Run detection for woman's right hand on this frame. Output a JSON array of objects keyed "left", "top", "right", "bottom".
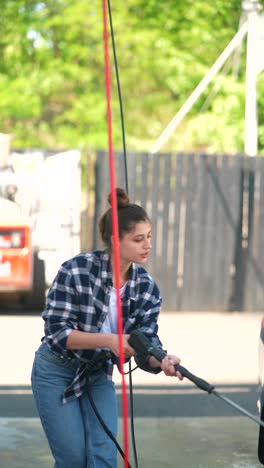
[{"left": 109, "top": 334, "right": 135, "bottom": 359}]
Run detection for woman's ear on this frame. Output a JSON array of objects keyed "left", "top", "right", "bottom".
[{"left": 110, "top": 234, "right": 120, "bottom": 248}]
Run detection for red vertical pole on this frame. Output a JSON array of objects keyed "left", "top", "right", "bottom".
[{"left": 102, "top": 1, "right": 129, "bottom": 467}]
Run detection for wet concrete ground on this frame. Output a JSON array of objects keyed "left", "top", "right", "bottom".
[{"left": 0, "top": 416, "right": 261, "bottom": 468}]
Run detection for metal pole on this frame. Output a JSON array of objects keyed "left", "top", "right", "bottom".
[
  {"left": 243, "top": 0, "right": 261, "bottom": 157},
  {"left": 150, "top": 22, "right": 248, "bottom": 154}
]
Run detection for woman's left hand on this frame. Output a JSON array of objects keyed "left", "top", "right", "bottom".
[{"left": 161, "top": 354, "right": 183, "bottom": 380}]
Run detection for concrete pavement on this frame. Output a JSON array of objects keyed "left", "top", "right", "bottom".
[{"left": 0, "top": 311, "right": 262, "bottom": 386}]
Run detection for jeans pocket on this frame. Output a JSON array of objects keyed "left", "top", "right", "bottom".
[
  {"left": 33, "top": 349, "right": 77, "bottom": 388},
  {"left": 37, "top": 343, "right": 72, "bottom": 366}
]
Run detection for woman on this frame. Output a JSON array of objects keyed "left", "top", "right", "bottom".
[{"left": 31, "top": 187, "right": 182, "bottom": 468}]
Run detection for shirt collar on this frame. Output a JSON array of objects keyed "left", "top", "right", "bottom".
[{"left": 99, "top": 249, "right": 138, "bottom": 299}]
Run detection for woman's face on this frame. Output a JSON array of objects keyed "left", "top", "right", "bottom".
[{"left": 118, "top": 221, "right": 152, "bottom": 265}]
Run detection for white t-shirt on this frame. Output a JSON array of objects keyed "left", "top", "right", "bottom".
[{"left": 100, "top": 282, "right": 127, "bottom": 334}]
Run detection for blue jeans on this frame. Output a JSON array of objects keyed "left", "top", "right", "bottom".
[{"left": 31, "top": 343, "right": 118, "bottom": 468}]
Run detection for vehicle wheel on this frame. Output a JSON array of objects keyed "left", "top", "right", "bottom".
[
  {"left": 258, "top": 394, "right": 264, "bottom": 464},
  {"left": 20, "top": 252, "right": 46, "bottom": 311}
]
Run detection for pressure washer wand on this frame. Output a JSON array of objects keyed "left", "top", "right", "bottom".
[
  {"left": 174, "top": 362, "right": 264, "bottom": 428},
  {"left": 211, "top": 388, "right": 264, "bottom": 427},
  {"left": 129, "top": 330, "right": 264, "bottom": 428}
]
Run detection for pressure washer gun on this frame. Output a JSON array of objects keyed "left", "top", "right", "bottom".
[{"left": 128, "top": 330, "right": 264, "bottom": 429}]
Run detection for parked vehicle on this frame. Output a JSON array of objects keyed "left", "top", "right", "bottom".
[
  {"left": 0, "top": 170, "right": 46, "bottom": 310},
  {"left": 0, "top": 149, "right": 81, "bottom": 310},
  {"left": 258, "top": 317, "right": 264, "bottom": 464}
]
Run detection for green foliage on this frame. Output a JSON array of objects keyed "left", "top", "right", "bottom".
[{"left": 0, "top": 0, "right": 264, "bottom": 154}]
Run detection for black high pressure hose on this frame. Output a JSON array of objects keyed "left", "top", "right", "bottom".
[
  {"left": 87, "top": 1, "right": 139, "bottom": 465},
  {"left": 86, "top": 384, "right": 132, "bottom": 468},
  {"left": 84, "top": 350, "right": 133, "bottom": 467},
  {"left": 106, "top": 1, "right": 139, "bottom": 467},
  {"left": 85, "top": 352, "right": 138, "bottom": 468}
]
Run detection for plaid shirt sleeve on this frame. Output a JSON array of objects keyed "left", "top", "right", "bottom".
[{"left": 42, "top": 262, "right": 81, "bottom": 356}]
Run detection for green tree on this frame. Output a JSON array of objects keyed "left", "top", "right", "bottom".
[{"left": 0, "top": 0, "right": 263, "bottom": 154}]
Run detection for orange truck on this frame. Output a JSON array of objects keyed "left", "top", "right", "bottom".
[{"left": 0, "top": 187, "right": 46, "bottom": 310}]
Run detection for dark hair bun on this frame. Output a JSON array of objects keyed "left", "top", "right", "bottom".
[{"left": 108, "top": 187, "right": 130, "bottom": 208}]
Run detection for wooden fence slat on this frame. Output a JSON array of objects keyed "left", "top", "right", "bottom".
[
  {"left": 93, "top": 151, "right": 105, "bottom": 249},
  {"left": 148, "top": 155, "right": 160, "bottom": 279},
  {"left": 140, "top": 153, "right": 149, "bottom": 209},
  {"left": 128, "top": 151, "right": 136, "bottom": 199},
  {"left": 217, "top": 155, "right": 235, "bottom": 310},
  {"left": 213, "top": 157, "right": 224, "bottom": 310},
  {"left": 256, "top": 158, "right": 264, "bottom": 309},
  {"left": 228, "top": 155, "right": 245, "bottom": 311},
  {"left": 243, "top": 157, "right": 256, "bottom": 310},
  {"left": 219, "top": 155, "right": 235, "bottom": 310},
  {"left": 181, "top": 154, "right": 197, "bottom": 310},
  {"left": 255, "top": 158, "right": 264, "bottom": 310},
  {"left": 157, "top": 154, "right": 172, "bottom": 305},
  {"left": 191, "top": 154, "right": 211, "bottom": 310},
  {"left": 189, "top": 153, "right": 204, "bottom": 310},
  {"left": 205, "top": 156, "right": 220, "bottom": 310},
  {"left": 168, "top": 153, "right": 183, "bottom": 310},
  {"left": 245, "top": 157, "right": 264, "bottom": 310}
]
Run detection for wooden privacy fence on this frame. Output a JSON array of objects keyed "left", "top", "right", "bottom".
[{"left": 91, "top": 151, "right": 264, "bottom": 312}]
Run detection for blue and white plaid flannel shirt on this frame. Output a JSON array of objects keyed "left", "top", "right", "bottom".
[{"left": 41, "top": 249, "right": 163, "bottom": 404}]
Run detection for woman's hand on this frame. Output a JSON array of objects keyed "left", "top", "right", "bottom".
[
  {"left": 160, "top": 354, "right": 183, "bottom": 380},
  {"left": 109, "top": 334, "right": 135, "bottom": 359}
]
